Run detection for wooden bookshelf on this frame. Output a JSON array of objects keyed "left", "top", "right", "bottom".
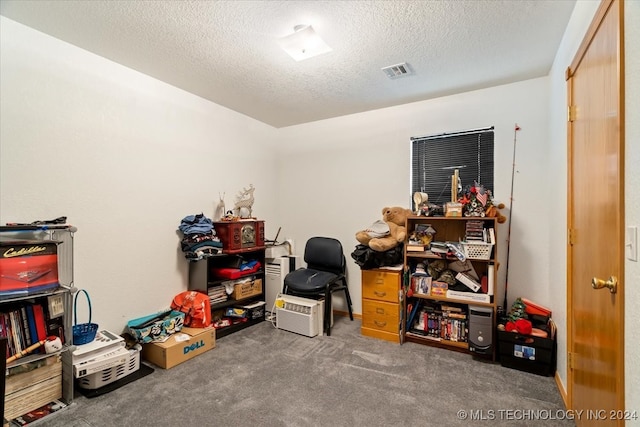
[{"left": 403, "top": 216, "right": 497, "bottom": 360}]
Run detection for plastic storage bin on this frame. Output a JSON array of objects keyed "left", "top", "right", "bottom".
[{"left": 77, "top": 348, "right": 140, "bottom": 390}]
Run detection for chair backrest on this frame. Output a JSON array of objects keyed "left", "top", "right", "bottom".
[{"left": 304, "top": 237, "right": 345, "bottom": 275}]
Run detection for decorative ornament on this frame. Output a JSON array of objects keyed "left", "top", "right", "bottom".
[{"left": 233, "top": 184, "right": 255, "bottom": 218}]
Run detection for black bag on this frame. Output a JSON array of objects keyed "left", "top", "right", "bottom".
[{"left": 350, "top": 244, "right": 404, "bottom": 270}]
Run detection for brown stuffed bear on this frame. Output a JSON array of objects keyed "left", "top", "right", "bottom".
[
  {"left": 356, "top": 206, "right": 413, "bottom": 252},
  {"left": 485, "top": 202, "right": 507, "bottom": 224}
]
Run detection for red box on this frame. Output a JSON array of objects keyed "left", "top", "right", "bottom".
[
  {"left": 0, "top": 239, "right": 60, "bottom": 298},
  {"left": 213, "top": 220, "right": 264, "bottom": 253}
]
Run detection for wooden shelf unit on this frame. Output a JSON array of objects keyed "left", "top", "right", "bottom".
[
  {"left": 188, "top": 247, "right": 266, "bottom": 337},
  {"left": 1, "top": 225, "right": 75, "bottom": 423},
  {"left": 403, "top": 216, "right": 497, "bottom": 359}
]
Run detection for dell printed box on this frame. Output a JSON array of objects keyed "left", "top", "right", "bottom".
[
  {"left": 142, "top": 327, "right": 215, "bottom": 369},
  {"left": 0, "top": 238, "right": 60, "bottom": 299}
]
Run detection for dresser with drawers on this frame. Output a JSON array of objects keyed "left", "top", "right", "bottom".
[{"left": 360, "top": 269, "right": 403, "bottom": 343}]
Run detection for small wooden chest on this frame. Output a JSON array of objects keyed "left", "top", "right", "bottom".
[{"left": 213, "top": 220, "right": 265, "bottom": 252}]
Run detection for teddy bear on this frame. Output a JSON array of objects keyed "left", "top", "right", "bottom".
[
  {"left": 356, "top": 206, "right": 413, "bottom": 252},
  {"left": 485, "top": 202, "right": 507, "bottom": 224}
]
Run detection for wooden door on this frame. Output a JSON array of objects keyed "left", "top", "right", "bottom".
[{"left": 567, "top": 0, "right": 624, "bottom": 425}]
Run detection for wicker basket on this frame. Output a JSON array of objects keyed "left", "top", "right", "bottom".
[
  {"left": 462, "top": 241, "right": 494, "bottom": 260},
  {"left": 73, "top": 289, "right": 99, "bottom": 345}
]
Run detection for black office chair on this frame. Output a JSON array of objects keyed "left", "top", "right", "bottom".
[{"left": 283, "top": 237, "right": 353, "bottom": 336}]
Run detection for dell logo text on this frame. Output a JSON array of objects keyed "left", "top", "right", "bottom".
[{"left": 183, "top": 340, "right": 205, "bottom": 354}]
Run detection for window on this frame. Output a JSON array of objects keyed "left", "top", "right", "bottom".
[{"left": 411, "top": 127, "right": 494, "bottom": 205}]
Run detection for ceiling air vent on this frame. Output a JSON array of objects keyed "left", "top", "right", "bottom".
[{"left": 382, "top": 62, "right": 413, "bottom": 79}]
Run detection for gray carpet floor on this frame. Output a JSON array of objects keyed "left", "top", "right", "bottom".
[{"left": 33, "top": 317, "right": 573, "bottom": 427}]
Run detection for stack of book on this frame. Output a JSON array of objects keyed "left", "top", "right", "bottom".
[
  {"left": 465, "top": 220, "right": 486, "bottom": 241},
  {"left": 207, "top": 284, "right": 228, "bottom": 304},
  {"left": 406, "top": 242, "right": 426, "bottom": 252}
]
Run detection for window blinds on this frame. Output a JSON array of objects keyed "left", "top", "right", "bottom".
[{"left": 411, "top": 127, "right": 494, "bottom": 205}]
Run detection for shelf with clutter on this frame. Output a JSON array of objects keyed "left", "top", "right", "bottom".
[
  {"left": 0, "top": 223, "right": 76, "bottom": 424},
  {"left": 403, "top": 177, "right": 505, "bottom": 359},
  {"left": 179, "top": 210, "right": 266, "bottom": 339}
]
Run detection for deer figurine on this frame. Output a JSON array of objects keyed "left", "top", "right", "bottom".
[
  {"left": 233, "top": 184, "right": 255, "bottom": 218},
  {"left": 214, "top": 192, "right": 226, "bottom": 220}
]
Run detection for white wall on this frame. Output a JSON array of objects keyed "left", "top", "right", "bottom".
[
  {"left": 0, "top": 17, "right": 280, "bottom": 333},
  {"left": 276, "top": 77, "right": 551, "bottom": 316}
]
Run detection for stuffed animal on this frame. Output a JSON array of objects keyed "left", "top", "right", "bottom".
[
  {"left": 485, "top": 202, "right": 507, "bottom": 224},
  {"left": 356, "top": 206, "right": 413, "bottom": 252}
]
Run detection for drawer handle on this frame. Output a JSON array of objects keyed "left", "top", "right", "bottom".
[
  {"left": 375, "top": 308, "right": 385, "bottom": 314},
  {"left": 374, "top": 320, "right": 387, "bottom": 327},
  {"left": 374, "top": 291, "right": 386, "bottom": 297}
]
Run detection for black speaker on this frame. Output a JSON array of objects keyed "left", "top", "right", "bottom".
[{"left": 468, "top": 305, "right": 493, "bottom": 354}]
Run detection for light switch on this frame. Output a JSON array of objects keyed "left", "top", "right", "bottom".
[{"left": 627, "top": 226, "right": 638, "bottom": 262}]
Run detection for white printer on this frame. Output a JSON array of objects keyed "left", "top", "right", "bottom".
[{"left": 71, "top": 330, "right": 129, "bottom": 378}]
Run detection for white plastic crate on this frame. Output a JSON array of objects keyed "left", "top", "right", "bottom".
[
  {"left": 462, "top": 241, "right": 493, "bottom": 260},
  {"left": 77, "top": 348, "right": 140, "bottom": 390}
]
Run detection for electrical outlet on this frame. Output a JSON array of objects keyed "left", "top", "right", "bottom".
[{"left": 626, "top": 226, "right": 638, "bottom": 262}]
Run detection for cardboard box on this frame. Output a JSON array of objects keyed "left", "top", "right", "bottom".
[
  {"left": 445, "top": 202, "right": 463, "bottom": 217},
  {"left": 430, "top": 281, "right": 448, "bottom": 296},
  {"left": 141, "top": 327, "right": 215, "bottom": 369},
  {"left": 0, "top": 238, "right": 60, "bottom": 299},
  {"left": 232, "top": 278, "right": 263, "bottom": 300}
]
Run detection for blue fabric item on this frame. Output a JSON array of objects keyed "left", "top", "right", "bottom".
[
  {"left": 179, "top": 213, "right": 214, "bottom": 235},
  {"left": 239, "top": 260, "right": 259, "bottom": 271}
]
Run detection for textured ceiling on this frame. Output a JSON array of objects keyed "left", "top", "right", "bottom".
[{"left": 0, "top": 0, "right": 576, "bottom": 128}]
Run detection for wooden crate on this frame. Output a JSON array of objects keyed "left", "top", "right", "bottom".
[{"left": 4, "top": 355, "right": 63, "bottom": 420}]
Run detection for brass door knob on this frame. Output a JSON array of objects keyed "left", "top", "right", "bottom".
[{"left": 591, "top": 276, "right": 618, "bottom": 294}]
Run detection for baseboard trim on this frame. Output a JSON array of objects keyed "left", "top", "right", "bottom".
[
  {"left": 333, "top": 310, "right": 361, "bottom": 320},
  {"left": 555, "top": 371, "right": 569, "bottom": 409}
]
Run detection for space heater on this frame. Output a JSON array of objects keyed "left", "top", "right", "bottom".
[{"left": 265, "top": 255, "right": 300, "bottom": 313}]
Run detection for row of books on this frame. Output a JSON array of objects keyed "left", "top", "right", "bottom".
[
  {"left": 0, "top": 297, "right": 65, "bottom": 359},
  {"left": 407, "top": 301, "right": 468, "bottom": 342}
]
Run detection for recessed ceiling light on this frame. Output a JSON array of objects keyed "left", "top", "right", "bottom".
[{"left": 278, "top": 25, "right": 332, "bottom": 62}]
